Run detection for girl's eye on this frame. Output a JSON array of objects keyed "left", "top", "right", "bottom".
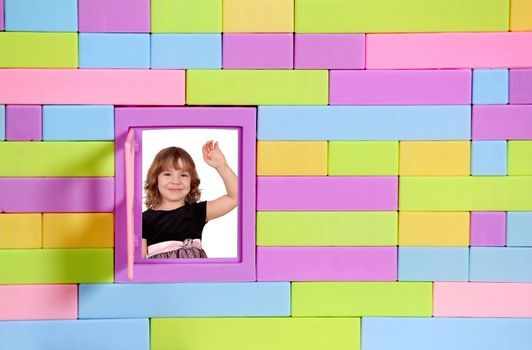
[{"left": 181, "top": 173, "right": 189, "bottom": 177}]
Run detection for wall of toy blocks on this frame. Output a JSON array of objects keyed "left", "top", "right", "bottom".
[{"left": 1, "top": 0, "right": 532, "bottom": 349}]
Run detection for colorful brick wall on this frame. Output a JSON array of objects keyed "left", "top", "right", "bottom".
[{"left": 1, "top": 0, "right": 532, "bottom": 349}]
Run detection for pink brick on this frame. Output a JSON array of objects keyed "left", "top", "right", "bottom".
[
  {"left": 434, "top": 282, "right": 532, "bottom": 317},
  {"left": 367, "top": 32, "right": 532, "bottom": 69},
  {"left": 330, "top": 70, "right": 471, "bottom": 105},
  {"left": 509, "top": 69, "right": 532, "bottom": 104},
  {"left": 257, "top": 247, "right": 397, "bottom": 281},
  {"left": 295, "top": 34, "right": 365, "bottom": 69},
  {"left": 0, "top": 285, "right": 77, "bottom": 320},
  {"left": 470, "top": 212, "right": 506, "bottom": 246},
  {"left": 472, "top": 105, "right": 532, "bottom": 140},
  {"left": 5, "top": 105, "right": 42, "bottom": 141},
  {"left": 257, "top": 176, "right": 398, "bottom": 211},
  {"left": 78, "top": 0, "right": 150, "bottom": 32},
  {"left": 223, "top": 34, "right": 293, "bottom": 69},
  {"left": 0, "top": 178, "right": 114, "bottom": 212}
]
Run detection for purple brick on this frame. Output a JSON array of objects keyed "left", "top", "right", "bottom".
[
  {"left": 295, "top": 34, "right": 365, "bottom": 69},
  {"left": 473, "top": 105, "right": 532, "bottom": 140},
  {"left": 0, "top": 0, "right": 4, "bottom": 30},
  {"left": 509, "top": 69, "right": 532, "bottom": 104},
  {"left": 5, "top": 105, "right": 42, "bottom": 141},
  {"left": 470, "top": 212, "right": 506, "bottom": 246},
  {"left": 222, "top": 34, "right": 293, "bottom": 69},
  {"left": 78, "top": 0, "right": 150, "bottom": 32}
]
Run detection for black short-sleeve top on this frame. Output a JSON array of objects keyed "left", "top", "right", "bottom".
[{"left": 142, "top": 201, "right": 207, "bottom": 246}]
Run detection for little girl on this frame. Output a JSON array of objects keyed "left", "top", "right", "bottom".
[{"left": 142, "top": 140, "right": 237, "bottom": 259}]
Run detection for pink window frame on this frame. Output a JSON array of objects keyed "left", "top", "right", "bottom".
[{"left": 114, "top": 107, "right": 256, "bottom": 282}]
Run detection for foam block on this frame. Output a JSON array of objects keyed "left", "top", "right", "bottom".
[
  {"left": 434, "top": 282, "right": 532, "bottom": 317},
  {"left": 42, "top": 105, "right": 114, "bottom": 140},
  {"left": 507, "top": 212, "right": 532, "bottom": 246},
  {"left": 0, "top": 32, "right": 77, "bottom": 68},
  {"left": 79, "top": 282, "right": 289, "bottom": 318},
  {"left": 79, "top": 33, "right": 150, "bottom": 68},
  {"left": 472, "top": 69, "right": 509, "bottom": 104},
  {"left": 42, "top": 213, "right": 114, "bottom": 248},
  {"left": 187, "top": 70, "right": 328, "bottom": 105},
  {"left": 292, "top": 282, "right": 431, "bottom": 317},
  {"left": 258, "top": 106, "right": 471, "bottom": 140},
  {"left": 0, "top": 0, "right": 3, "bottom": 30},
  {"left": 257, "top": 247, "right": 397, "bottom": 281},
  {"left": 328, "top": 141, "right": 398, "bottom": 175},
  {"left": 511, "top": 0, "right": 532, "bottom": 31},
  {"left": 5, "top": 105, "right": 41, "bottom": 141},
  {"left": 508, "top": 141, "right": 532, "bottom": 175},
  {"left": 399, "top": 212, "right": 469, "bottom": 246},
  {"left": 330, "top": 70, "right": 471, "bottom": 105},
  {"left": 471, "top": 141, "right": 507, "bottom": 175},
  {"left": 398, "top": 247, "right": 469, "bottom": 281},
  {"left": 5, "top": 0, "right": 77, "bottom": 31},
  {"left": 510, "top": 69, "right": 532, "bottom": 104},
  {"left": 0, "top": 285, "right": 77, "bottom": 320},
  {"left": 0, "top": 319, "right": 149, "bottom": 350},
  {"left": 295, "top": 34, "right": 365, "bottom": 69},
  {"left": 0, "top": 178, "right": 114, "bottom": 212},
  {"left": 470, "top": 212, "right": 506, "bottom": 246},
  {"left": 0, "top": 142, "right": 114, "bottom": 176},
  {"left": 257, "top": 211, "right": 397, "bottom": 246},
  {"left": 257, "top": 141, "right": 327, "bottom": 175},
  {"left": 152, "top": 318, "right": 359, "bottom": 350},
  {"left": 399, "top": 141, "right": 470, "bottom": 176},
  {"left": 362, "top": 317, "right": 532, "bottom": 350},
  {"left": 295, "top": 0, "right": 508, "bottom": 33},
  {"left": 78, "top": 0, "right": 150, "bottom": 32},
  {"left": 0, "top": 214, "right": 41, "bottom": 248},
  {"left": 0, "top": 69, "right": 185, "bottom": 105},
  {"left": 366, "top": 33, "right": 532, "bottom": 69},
  {"left": 400, "top": 176, "right": 532, "bottom": 211},
  {"left": 223, "top": 0, "right": 293, "bottom": 32},
  {"left": 151, "top": 34, "right": 221, "bottom": 69},
  {"left": 473, "top": 105, "right": 532, "bottom": 140},
  {"left": 0, "top": 249, "right": 113, "bottom": 283},
  {"left": 151, "top": 0, "right": 221, "bottom": 33},
  {"left": 470, "top": 247, "right": 532, "bottom": 282},
  {"left": 0, "top": 105, "right": 4, "bottom": 140},
  {"left": 257, "top": 176, "right": 397, "bottom": 211},
  {"left": 223, "top": 34, "right": 293, "bottom": 69}
]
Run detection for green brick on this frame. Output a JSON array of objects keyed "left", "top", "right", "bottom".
[
  {"left": 508, "top": 141, "right": 532, "bottom": 175},
  {"left": 292, "top": 282, "right": 432, "bottom": 317},
  {"left": 0, "top": 142, "right": 114, "bottom": 177},
  {"left": 295, "top": 0, "right": 509, "bottom": 33},
  {"left": 151, "top": 318, "right": 360, "bottom": 350},
  {"left": 257, "top": 211, "right": 397, "bottom": 246},
  {"left": 329, "top": 141, "right": 398, "bottom": 175},
  {"left": 0, "top": 32, "right": 78, "bottom": 68},
  {"left": 400, "top": 176, "right": 532, "bottom": 211},
  {"left": 151, "top": 0, "right": 221, "bottom": 33},
  {"left": 0, "top": 249, "right": 113, "bottom": 284},
  {"left": 187, "top": 70, "right": 328, "bottom": 105}
]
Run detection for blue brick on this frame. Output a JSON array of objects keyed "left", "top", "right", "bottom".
[
  {"left": 398, "top": 247, "right": 469, "bottom": 281},
  {"left": 5, "top": 0, "right": 77, "bottom": 32},
  {"left": 43, "top": 105, "right": 114, "bottom": 141},
  {"left": 472, "top": 69, "right": 509, "bottom": 104},
  {"left": 470, "top": 247, "right": 532, "bottom": 282},
  {"left": 0, "top": 106, "right": 5, "bottom": 140},
  {"left": 507, "top": 212, "right": 532, "bottom": 247},
  {"left": 471, "top": 141, "right": 507, "bottom": 175},
  {"left": 79, "top": 33, "right": 150, "bottom": 68},
  {"left": 151, "top": 34, "right": 222, "bottom": 69}
]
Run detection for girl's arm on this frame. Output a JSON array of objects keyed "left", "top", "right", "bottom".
[
  {"left": 142, "top": 239, "right": 148, "bottom": 258},
  {"left": 202, "top": 141, "right": 238, "bottom": 221}
]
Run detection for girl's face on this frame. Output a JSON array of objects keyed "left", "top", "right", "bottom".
[{"left": 157, "top": 158, "right": 191, "bottom": 210}]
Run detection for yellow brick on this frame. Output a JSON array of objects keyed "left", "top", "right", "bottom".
[
  {"left": 0, "top": 214, "right": 42, "bottom": 248},
  {"left": 42, "top": 213, "right": 114, "bottom": 248},
  {"left": 400, "top": 141, "right": 470, "bottom": 175},
  {"left": 399, "top": 212, "right": 470, "bottom": 246},
  {"left": 223, "top": 0, "right": 293, "bottom": 32},
  {"left": 257, "top": 141, "right": 327, "bottom": 175},
  {"left": 511, "top": 0, "right": 532, "bottom": 31}
]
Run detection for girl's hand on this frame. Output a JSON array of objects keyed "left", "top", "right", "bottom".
[{"left": 202, "top": 140, "right": 227, "bottom": 169}]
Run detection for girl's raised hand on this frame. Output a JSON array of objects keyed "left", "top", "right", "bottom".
[{"left": 202, "top": 140, "right": 226, "bottom": 169}]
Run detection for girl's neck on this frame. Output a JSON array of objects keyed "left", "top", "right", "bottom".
[{"left": 156, "top": 201, "right": 185, "bottom": 211}]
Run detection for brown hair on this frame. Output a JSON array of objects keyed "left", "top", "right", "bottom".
[{"left": 144, "top": 147, "right": 201, "bottom": 209}]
